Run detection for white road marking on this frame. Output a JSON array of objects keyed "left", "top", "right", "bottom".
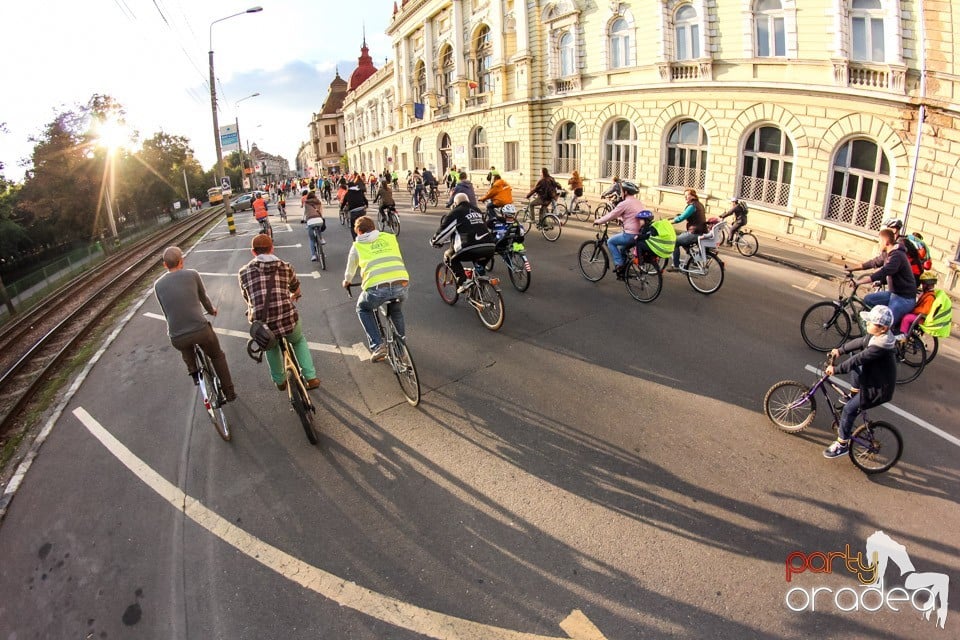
[
  {"left": 803, "top": 364, "right": 960, "bottom": 448},
  {"left": 196, "top": 271, "right": 326, "bottom": 280},
  {"left": 193, "top": 243, "right": 303, "bottom": 252},
  {"left": 143, "top": 313, "right": 361, "bottom": 358},
  {"left": 71, "top": 406, "right": 606, "bottom": 640}
]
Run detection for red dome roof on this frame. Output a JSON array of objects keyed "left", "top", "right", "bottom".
[{"left": 348, "top": 40, "right": 378, "bottom": 92}]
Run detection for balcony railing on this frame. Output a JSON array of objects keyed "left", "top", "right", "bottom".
[
  {"left": 663, "top": 165, "right": 706, "bottom": 191},
  {"left": 738, "top": 176, "right": 790, "bottom": 208},
  {"left": 548, "top": 76, "right": 581, "bottom": 95},
  {"left": 602, "top": 160, "right": 637, "bottom": 181},
  {"left": 553, "top": 157, "right": 580, "bottom": 175},
  {"left": 825, "top": 194, "right": 885, "bottom": 231},
  {"left": 834, "top": 61, "right": 906, "bottom": 94},
  {"left": 658, "top": 60, "right": 713, "bottom": 82},
  {"left": 466, "top": 93, "right": 490, "bottom": 108}
]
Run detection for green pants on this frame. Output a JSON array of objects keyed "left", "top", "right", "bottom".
[{"left": 265, "top": 321, "right": 317, "bottom": 384}]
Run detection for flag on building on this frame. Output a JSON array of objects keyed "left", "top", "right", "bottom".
[{"left": 414, "top": 102, "right": 425, "bottom": 120}]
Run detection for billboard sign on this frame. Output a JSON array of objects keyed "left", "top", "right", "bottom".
[{"left": 219, "top": 124, "right": 240, "bottom": 152}]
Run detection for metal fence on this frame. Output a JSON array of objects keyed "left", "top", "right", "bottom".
[
  {"left": 663, "top": 166, "right": 706, "bottom": 190},
  {"left": 738, "top": 176, "right": 790, "bottom": 207},
  {"left": 825, "top": 194, "right": 884, "bottom": 231}
]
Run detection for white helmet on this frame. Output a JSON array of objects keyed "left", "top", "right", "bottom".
[{"left": 501, "top": 204, "right": 517, "bottom": 214}]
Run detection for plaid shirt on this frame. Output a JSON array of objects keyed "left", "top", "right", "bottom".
[{"left": 238, "top": 255, "right": 300, "bottom": 336}]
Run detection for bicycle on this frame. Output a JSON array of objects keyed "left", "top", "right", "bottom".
[
  {"left": 426, "top": 184, "right": 439, "bottom": 207},
  {"left": 516, "top": 201, "right": 561, "bottom": 242},
  {"left": 415, "top": 190, "right": 427, "bottom": 213},
  {"left": 671, "top": 221, "right": 726, "bottom": 295},
  {"left": 257, "top": 216, "right": 273, "bottom": 238},
  {"left": 551, "top": 190, "right": 569, "bottom": 225},
  {"left": 246, "top": 333, "right": 320, "bottom": 445},
  {"left": 307, "top": 221, "right": 326, "bottom": 270},
  {"left": 488, "top": 214, "right": 532, "bottom": 292},
  {"left": 593, "top": 193, "right": 621, "bottom": 221},
  {"left": 576, "top": 224, "right": 663, "bottom": 303},
  {"left": 763, "top": 353, "right": 903, "bottom": 474},
  {"left": 345, "top": 283, "right": 420, "bottom": 406},
  {"left": 378, "top": 205, "right": 401, "bottom": 235},
  {"left": 193, "top": 343, "right": 230, "bottom": 442},
  {"left": 799, "top": 273, "right": 926, "bottom": 384},
  {"left": 277, "top": 201, "right": 288, "bottom": 223},
  {"left": 434, "top": 257, "right": 505, "bottom": 331},
  {"left": 568, "top": 195, "right": 591, "bottom": 222},
  {"left": 715, "top": 224, "right": 758, "bottom": 257}
]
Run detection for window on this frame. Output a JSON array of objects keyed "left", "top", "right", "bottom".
[
  {"left": 609, "top": 18, "right": 631, "bottom": 69},
  {"left": 674, "top": 5, "right": 700, "bottom": 61},
  {"left": 504, "top": 142, "right": 519, "bottom": 172},
  {"left": 439, "top": 133, "right": 452, "bottom": 173},
  {"left": 664, "top": 119, "right": 707, "bottom": 190},
  {"left": 470, "top": 127, "right": 489, "bottom": 170},
  {"left": 755, "top": 0, "right": 785, "bottom": 57},
  {"left": 602, "top": 119, "right": 638, "bottom": 179},
  {"left": 559, "top": 32, "right": 576, "bottom": 76},
  {"left": 414, "top": 137, "right": 424, "bottom": 169},
  {"left": 414, "top": 61, "right": 427, "bottom": 102},
  {"left": 851, "top": 0, "right": 884, "bottom": 62},
  {"left": 325, "top": 142, "right": 339, "bottom": 154},
  {"left": 826, "top": 138, "right": 890, "bottom": 231},
  {"left": 739, "top": 125, "right": 792, "bottom": 206},
  {"left": 475, "top": 26, "right": 493, "bottom": 92},
  {"left": 554, "top": 121, "right": 579, "bottom": 174},
  {"left": 440, "top": 46, "right": 456, "bottom": 106}
]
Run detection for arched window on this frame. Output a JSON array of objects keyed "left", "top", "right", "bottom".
[
  {"left": 414, "top": 137, "right": 424, "bottom": 169},
  {"left": 664, "top": 119, "right": 708, "bottom": 190},
  {"left": 674, "top": 5, "right": 700, "bottom": 61},
  {"left": 755, "top": 0, "right": 785, "bottom": 57},
  {"left": 559, "top": 32, "right": 576, "bottom": 76},
  {"left": 439, "top": 133, "right": 452, "bottom": 173},
  {"left": 474, "top": 26, "right": 493, "bottom": 93},
  {"left": 414, "top": 61, "right": 426, "bottom": 102},
  {"left": 739, "top": 125, "right": 793, "bottom": 206},
  {"left": 554, "top": 122, "right": 580, "bottom": 174},
  {"left": 602, "top": 119, "right": 638, "bottom": 179},
  {"left": 470, "top": 127, "right": 489, "bottom": 170},
  {"left": 439, "top": 46, "right": 456, "bottom": 106},
  {"left": 850, "top": 0, "right": 884, "bottom": 62},
  {"left": 609, "top": 18, "right": 631, "bottom": 69},
  {"left": 826, "top": 138, "right": 890, "bottom": 231}
]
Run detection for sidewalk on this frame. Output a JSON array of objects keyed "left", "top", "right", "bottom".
[{"left": 747, "top": 229, "right": 847, "bottom": 281}]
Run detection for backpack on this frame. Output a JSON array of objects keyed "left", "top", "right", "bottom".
[
  {"left": 919, "top": 290, "right": 953, "bottom": 338},
  {"left": 902, "top": 233, "right": 932, "bottom": 285},
  {"left": 646, "top": 219, "right": 677, "bottom": 258}
]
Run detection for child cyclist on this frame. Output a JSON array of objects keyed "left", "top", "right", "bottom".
[{"left": 822, "top": 305, "right": 897, "bottom": 459}]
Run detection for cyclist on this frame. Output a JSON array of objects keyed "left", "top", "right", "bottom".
[
  {"left": 593, "top": 181, "right": 649, "bottom": 279},
  {"left": 567, "top": 170, "right": 584, "bottom": 210},
  {"left": 525, "top": 168, "right": 560, "bottom": 224},
  {"left": 846, "top": 228, "right": 917, "bottom": 329},
  {"left": 302, "top": 190, "right": 325, "bottom": 262},
  {"left": 822, "top": 305, "right": 897, "bottom": 459},
  {"left": 884, "top": 218, "right": 932, "bottom": 286},
  {"left": 898, "top": 271, "right": 938, "bottom": 335},
  {"left": 445, "top": 165, "right": 459, "bottom": 191},
  {"left": 341, "top": 182, "right": 369, "bottom": 240},
  {"left": 154, "top": 246, "right": 237, "bottom": 402},
  {"left": 277, "top": 192, "right": 287, "bottom": 222},
  {"left": 422, "top": 167, "right": 439, "bottom": 197},
  {"left": 431, "top": 192, "right": 496, "bottom": 294},
  {"left": 342, "top": 216, "right": 409, "bottom": 362},
  {"left": 321, "top": 177, "right": 333, "bottom": 203},
  {"left": 667, "top": 188, "right": 707, "bottom": 272},
  {"left": 253, "top": 193, "right": 271, "bottom": 236},
  {"left": 600, "top": 177, "right": 623, "bottom": 203},
  {"left": 720, "top": 197, "right": 748, "bottom": 245},
  {"left": 378, "top": 178, "right": 397, "bottom": 222},
  {"left": 479, "top": 170, "right": 513, "bottom": 220},
  {"left": 446, "top": 170, "right": 478, "bottom": 208},
  {"left": 410, "top": 169, "right": 424, "bottom": 211},
  {"left": 238, "top": 234, "right": 320, "bottom": 391}
]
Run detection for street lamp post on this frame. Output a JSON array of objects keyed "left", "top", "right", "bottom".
[
  {"left": 209, "top": 7, "right": 262, "bottom": 234},
  {"left": 236, "top": 92, "right": 260, "bottom": 192}
]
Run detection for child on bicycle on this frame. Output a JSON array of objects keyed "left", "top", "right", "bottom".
[{"left": 822, "top": 305, "right": 897, "bottom": 459}]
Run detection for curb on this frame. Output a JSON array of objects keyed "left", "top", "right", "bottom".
[{"left": 753, "top": 252, "right": 839, "bottom": 281}]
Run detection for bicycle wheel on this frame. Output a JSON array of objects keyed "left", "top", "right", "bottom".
[
  {"left": 849, "top": 421, "right": 902, "bottom": 474},
  {"left": 507, "top": 252, "right": 531, "bottom": 292},
  {"left": 540, "top": 214, "right": 561, "bottom": 242},
  {"left": 435, "top": 263, "right": 459, "bottom": 304},
  {"left": 685, "top": 254, "right": 724, "bottom": 294},
  {"left": 572, "top": 202, "right": 591, "bottom": 222},
  {"left": 200, "top": 355, "right": 231, "bottom": 442},
  {"left": 553, "top": 203, "right": 569, "bottom": 225},
  {"left": 388, "top": 212, "right": 400, "bottom": 235},
  {"left": 578, "top": 241, "right": 608, "bottom": 282},
  {"left": 289, "top": 371, "right": 319, "bottom": 445},
  {"left": 389, "top": 333, "right": 420, "bottom": 406},
  {"left": 624, "top": 261, "right": 663, "bottom": 303},
  {"left": 716, "top": 227, "right": 729, "bottom": 246},
  {"left": 317, "top": 243, "right": 326, "bottom": 271},
  {"left": 895, "top": 333, "right": 926, "bottom": 384},
  {"left": 736, "top": 232, "right": 759, "bottom": 257},
  {"left": 474, "top": 280, "right": 504, "bottom": 331},
  {"left": 763, "top": 380, "right": 817, "bottom": 433},
  {"left": 919, "top": 331, "right": 938, "bottom": 363},
  {"left": 800, "top": 302, "right": 851, "bottom": 352},
  {"left": 339, "top": 209, "right": 346, "bottom": 225},
  {"left": 593, "top": 203, "right": 611, "bottom": 220},
  {"left": 418, "top": 197, "right": 427, "bottom": 213},
  {"left": 429, "top": 191, "right": 439, "bottom": 207}
]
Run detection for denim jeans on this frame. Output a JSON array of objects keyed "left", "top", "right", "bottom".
[
  {"left": 307, "top": 222, "right": 323, "bottom": 258},
  {"left": 413, "top": 186, "right": 423, "bottom": 207},
  {"left": 357, "top": 283, "right": 408, "bottom": 349},
  {"left": 863, "top": 291, "right": 916, "bottom": 330},
  {"left": 607, "top": 233, "right": 639, "bottom": 268},
  {"left": 673, "top": 232, "right": 700, "bottom": 268},
  {"left": 264, "top": 320, "right": 316, "bottom": 384}
]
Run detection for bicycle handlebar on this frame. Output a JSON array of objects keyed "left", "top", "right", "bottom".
[{"left": 344, "top": 281, "right": 362, "bottom": 298}]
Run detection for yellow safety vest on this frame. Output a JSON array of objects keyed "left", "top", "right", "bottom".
[
  {"left": 355, "top": 233, "right": 409, "bottom": 289},
  {"left": 646, "top": 220, "right": 677, "bottom": 258}
]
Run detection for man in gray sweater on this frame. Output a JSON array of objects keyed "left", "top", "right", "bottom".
[{"left": 154, "top": 246, "right": 237, "bottom": 401}]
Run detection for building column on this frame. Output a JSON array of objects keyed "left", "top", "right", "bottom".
[{"left": 452, "top": 0, "right": 466, "bottom": 79}]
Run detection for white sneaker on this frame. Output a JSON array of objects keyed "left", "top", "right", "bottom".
[
  {"left": 320, "top": 238, "right": 327, "bottom": 245},
  {"left": 456, "top": 281, "right": 473, "bottom": 294},
  {"left": 310, "top": 255, "right": 317, "bottom": 262}
]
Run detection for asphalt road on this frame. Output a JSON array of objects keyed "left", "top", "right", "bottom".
[{"left": 0, "top": 193, "right": 957, "bottom": 639}]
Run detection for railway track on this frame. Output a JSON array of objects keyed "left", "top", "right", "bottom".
[{"left": 0, "top": 208, "right": 224, "bottom": 437}]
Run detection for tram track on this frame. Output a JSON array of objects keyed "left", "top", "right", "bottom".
[{"left": 0, "top": 208, "right": 224, "bottom": 440}]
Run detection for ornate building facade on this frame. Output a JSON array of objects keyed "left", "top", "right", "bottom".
[{"left": 331, "top": 0, "right": 960, "bottom": 291}]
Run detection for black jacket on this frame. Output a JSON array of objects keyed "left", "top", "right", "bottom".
[
  {"left": 432, "top": 202, "right": 493, "bottom": 252},
  {"left": 860, "top": 246, "right": 916, "bottom": 298},
  {"left": 341, "top": 188, "right": 368, "bottom": 211},
  {"left": 835, "top": 334, "right": 897, "bottom": 409}
]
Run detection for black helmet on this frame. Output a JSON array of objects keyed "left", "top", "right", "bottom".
[{"left": 621, "top": 180, "right": 639, "bottom": 195}]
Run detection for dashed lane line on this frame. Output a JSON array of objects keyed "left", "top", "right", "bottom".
[
  {"left": 803, "top": 364, "right": 960, "bottom": 448},
  {"left": 71, "top": 406, "right": 607, "bottom": 640},
  {"left": 192, "top": 243, "right": 304, "bottom": 252}
]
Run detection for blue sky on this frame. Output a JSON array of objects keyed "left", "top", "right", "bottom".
[{"left": 0, "top": 0, "right": 393, "bottom": 180}]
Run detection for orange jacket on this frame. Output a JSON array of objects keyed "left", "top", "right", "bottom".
[
  {"left": 253, "top": 198, "right": 268, "bottom": 219},
  {"left": 480, "top": 180, "right": 513, "bottom": 207},
  {"left": 913, "top": 290, "right": 936, "bottom": 315}
]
